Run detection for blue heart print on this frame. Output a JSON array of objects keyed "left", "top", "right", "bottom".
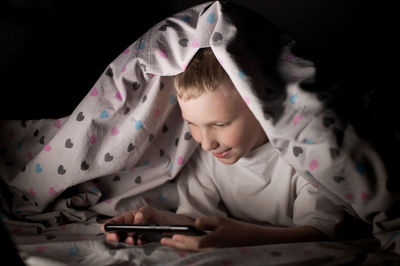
[
  {"left": 135, "top": 120, "right": 143, "bottom": 129},
  {"left": 138, "top": 41, "right": 145, "bottom": 50},
  {"left": 304, "top": 139, "right": 314, "bottom": 144},
  {"left": 389, "top": 232, "right": 400, "bottom": 241},
  {"left": 356, "top": 163, "right": 365, "bottom": 175},
  {"left": 290, "top": 94, "right": 298, "bottom": 104},
  {"left": 68, "top": 247, "right": 80, "bottom": 255},
  {"left": 238, "top": 70, "right": 246, "bottom": 78},
  {"left": 207, "top": 13, "right": 216, "bottom": 23},
  {"left": 170, "top": 95, "right": 177, "bottom": 104},
  {"left": 35, "top": 163, "right": 43, "bottom": 173},
  {"left": 100, "top": 110, "right": 109, "bottom": 119},
  {"left": 181, "top": 16, "right": 191, "bottom": 22}
]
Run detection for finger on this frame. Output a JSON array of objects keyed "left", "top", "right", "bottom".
[
  {"left": 105, "top": 232, "right": 120, "bottom": 242},
  {"left": 101, "top": 223, "right": 107, "bottom": 232},
  {"left": 125, "top": 235, "right": 135, "bottom": 245},
  {"left": 136, "top": 234, "right": 148, "bottom": 245},
  {"left": 102, "top": 210, "right": 139, "bottom": 242},
  {"left": 124, "top": 233, "right": 147, "bottom": 245},
  {"left": 102, "top": 209, "right": 139, "bottom": 232},
  {"left": 134, "top": 206, "right": 158, "bottom": 224},
  {"left": 195, "top": 216, "right": 221, "bottom": 231},
  {"left": 109, "top": 210, "right": 138, "bottom": 224},
  {"left": 137, "top": 238, "right": 148, "bottom": 245},
  {"left": 161, "top": 234, "right": 211, "bottom": 252},
  {"left": 161, "top": 235, "right": 189, "bottom": 250}
]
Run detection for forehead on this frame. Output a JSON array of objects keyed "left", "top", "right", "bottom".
[{"left": 178, "top": 85, "right": 245, "bottom": 124}]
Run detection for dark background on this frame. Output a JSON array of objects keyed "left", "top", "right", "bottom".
[{"left": 0, "top": 0, "right": 391, "bottom": 120}]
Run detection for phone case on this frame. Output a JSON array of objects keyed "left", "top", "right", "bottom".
[{"left": 104, "top": 224, "right": 206, "bottom": 236}]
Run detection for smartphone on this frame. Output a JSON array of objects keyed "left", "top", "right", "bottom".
[{"left": 104, "top": 224, "right": 206, "bottom": 236}]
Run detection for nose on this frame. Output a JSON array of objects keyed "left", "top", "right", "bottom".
[{"left": 193, "top": 127, "right": 218, "bottom": 151}]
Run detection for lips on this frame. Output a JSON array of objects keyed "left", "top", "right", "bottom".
[{"left": 212, "top": 148, "right": 232, "bottom": 158}]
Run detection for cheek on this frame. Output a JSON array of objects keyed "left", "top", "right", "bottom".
[{"left": 221, "top": 125, "right": 246, "bottom": 147}]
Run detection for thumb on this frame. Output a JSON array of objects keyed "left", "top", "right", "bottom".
[
  {"left": 134, "top": 206, "right": 158, "bottom": 224},
  {"left": 194, "top": 216, "right": 222, "bottom": 231}
]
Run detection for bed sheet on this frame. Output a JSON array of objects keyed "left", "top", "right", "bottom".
[{"left": 4, "top": 218, "right": 400, "bottom": 266}]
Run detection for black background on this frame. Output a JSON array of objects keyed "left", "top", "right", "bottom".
[{"left": 0, "top": 0, "right": 392, "bottom": 119}]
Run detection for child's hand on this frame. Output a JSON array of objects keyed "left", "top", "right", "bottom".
[
  {"left": 160, "top": 216, "right": 253, "bottom": 251},
  {"left": 101, "top": 206, "right": 163, "bottom": 245},
  {"left": 160, "top": 216, "right": 328, "bottom": 252}
]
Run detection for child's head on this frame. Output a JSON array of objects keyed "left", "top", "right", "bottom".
[
  {"left": 174, "top": 48, "right": 230, "bottom": 101},
  {"left": 174, "top": 48, "right": 267, "bottom": 164}
]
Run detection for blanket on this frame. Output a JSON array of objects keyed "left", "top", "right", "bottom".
[{"left": 1, "top": 1, "right": 399, "bottom": 264}]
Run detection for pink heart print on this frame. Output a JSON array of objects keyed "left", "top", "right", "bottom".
[
  {"left": 159, "top": 50, "right": 168, "bottom": 58},
  {"left": 28, "top": 188, "right": 36, "bottom": 196},
  {"left": 111, "top": 127, "right": 120, "bottom": 136},
  {"left": 344, "top": 193, "right": 355, "bottom": 200},
  {"left": 309, "top": 159, "right": 319, "bottom": 170},
  {"left": 35, "top": 245, "right": 47, "bottom": 253},
  {"left": 285, "top": 54, "right": 295, "bottom": 61},
  {"left": 12, "top": 227, "right": 22, "bottom": 233},
  {"left": 191, "top": 38, "right": 200, "bottom": 48},
  {"left": 177, "top": 250, "right": 187, "bottom": 258},
  {"left": 44, "top": 144, "right": 51, "bottom": 152},
  {"left": 115, "top": 90, "right": 123, "bottom": 100},
  {"left": 54, "top": 119, "right": 62, "bottom": 128},
  {"left": 48, "top": 187, "right": 57, "bottom": 195},
  {"left": 293, "top": 115, "right": 302, "bottom": 125},
  {"left": 90, "top": 87, "right": 98, "bottom": 96},
  {"left": 89, "top": 134, "right": 97, "bottom": 144},
  {"left": 303, "top": 249, "right": 313, "bottom": 255},
  {"left": 105, "top": 199, "right": 113, "bottom": 204},
  {"left": 239, "top": 247, "right": 249, "bottom": 254},
  {"left": 361, "top": 191, "right": 370, "bottom": 200},
  {"left": 177, "top": 156, "right": 184, "bottom": 165}
]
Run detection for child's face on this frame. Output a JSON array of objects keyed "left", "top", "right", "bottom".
[{"left": 177, "top": 82, "right": 267, "bottom": 165}]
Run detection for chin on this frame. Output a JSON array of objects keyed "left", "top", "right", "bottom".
[{"left": 217, "top": 155, "right": 239, "bottom": 165}]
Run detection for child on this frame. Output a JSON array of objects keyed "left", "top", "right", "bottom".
[{"left": 102, "top": 48, "right": 343, "bottom": 251}]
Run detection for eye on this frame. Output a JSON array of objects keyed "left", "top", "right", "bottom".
[
  {"left": 187, "top": 121, "right": 197, "bottom": 127},
  {"left": 214, "top": 123, "right": 227, "bottom": 128}
]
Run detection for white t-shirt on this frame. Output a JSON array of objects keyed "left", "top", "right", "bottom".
[{"left": 176, "top": 142, "right": 343, "bottom": 238}]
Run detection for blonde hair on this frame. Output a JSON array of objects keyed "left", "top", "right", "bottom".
[{"left": 174, "top": 48, "right": 230, "bottom": 100}]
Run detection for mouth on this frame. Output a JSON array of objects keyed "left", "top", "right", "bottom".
[{"left": 212, "top": 148, "right": 232, "bottom": 158}]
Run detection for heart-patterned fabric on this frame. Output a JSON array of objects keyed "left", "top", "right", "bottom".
[{"left": 0, "top": 1, "right": 398, "bottom": 254}]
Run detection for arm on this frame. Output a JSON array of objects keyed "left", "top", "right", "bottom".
[{"left": 161, "top": 216, "right": 328, "bottom": 251}]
